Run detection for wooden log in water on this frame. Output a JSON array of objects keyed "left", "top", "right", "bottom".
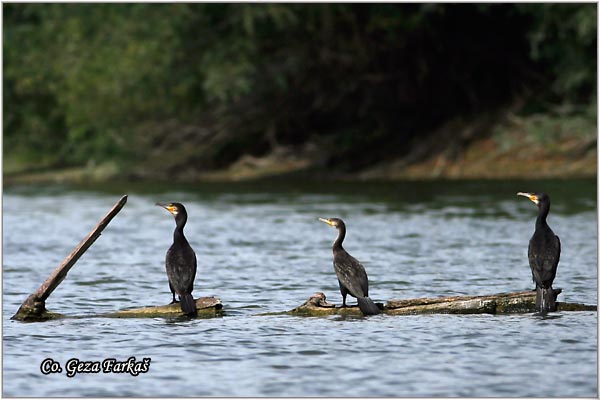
[
  {"left": 11, "top": 195, "right": 128, "bottom": 321},
  {"left": 12, "top": 297, "right": 224, "bottom": 322},
  {"left": 103, "top": 297, "right": 223, "bottom": 318},
  {"left": 287, "top": 290, "right": 596, "bottom": 316}
]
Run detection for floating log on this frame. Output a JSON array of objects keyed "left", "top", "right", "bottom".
[
  {"left": 286, "top": 290, "right": 596, "bottom": 316},
  {"left": 12, "top": 297, "right": 223, "bottom": 322},
  {"left": 12, "top": 196, "right": 128, "bottom": 321},
  {"left": 386, "top": 289, "right": 557, "bottom": 315},
  {"left": 103, "top": 297, "right": 223, "bottom": 318}
]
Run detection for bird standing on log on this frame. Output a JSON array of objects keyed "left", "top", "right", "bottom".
[
  {"left": 319, "top": 217, "right": 380, "bottom": 316},
  {"left": 157, "top": 202, "right": 197, "bottom": 316},
  {"left": 517, "top": 192, "right": 561, "bottom": 313}
]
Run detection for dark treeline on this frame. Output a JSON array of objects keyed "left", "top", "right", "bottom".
[{"left": 3, "top": 3, "right": 596, "bottom": 177}]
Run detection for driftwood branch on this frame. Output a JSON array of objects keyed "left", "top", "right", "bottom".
[
  {"left": 12, "top": 195, "right": 128, "bottom": 321},
  {"left": 285, "top": 290, "right": 596, "bottom": 316}
]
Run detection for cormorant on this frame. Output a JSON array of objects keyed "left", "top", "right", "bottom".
[
  {"left": 157, "top": 202, "right": 197, "bottom": 316},
  {"left": 517, "top": 192, "right": 561, "bottom": 313},
  {"left": 319, "top": 217, "right": 381, "bottom": 316}
]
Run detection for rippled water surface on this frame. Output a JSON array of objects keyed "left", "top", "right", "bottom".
[{"left": 3, "top": 179, "right": 597, "bottom": 397}]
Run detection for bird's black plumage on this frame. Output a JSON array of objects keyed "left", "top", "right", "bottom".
[
  {"left": 157, "top": 202, "right": 197, "bottom": 316},
  {"left": 319, "top": 217, "right": 380, "bottom": 315},
  {"left": 518, "top": 192, "right": 561, "bottom": 313}
]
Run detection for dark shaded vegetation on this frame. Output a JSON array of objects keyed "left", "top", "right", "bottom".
[{"left": 3, "top": 3, "right": 596, "bottom": 179}]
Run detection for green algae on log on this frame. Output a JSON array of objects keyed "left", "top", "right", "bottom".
[
  {"left": 286, "top": 290, "right": 596, "bottom": 316},
  {"left": 103, "top": 297, "right": 223, "bottom": 318}
]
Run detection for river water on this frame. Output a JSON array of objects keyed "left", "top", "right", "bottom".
[{"left": 3, "top": 179, "right": 597, "bottom": 397}]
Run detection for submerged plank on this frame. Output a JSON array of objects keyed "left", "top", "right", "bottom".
[{"left": 287, "top": 290, "right": 596, "bottom": 316}]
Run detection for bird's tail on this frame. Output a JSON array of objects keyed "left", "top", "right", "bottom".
[
  {"left": 180, "top": 293, "right": 197, "bottom": 316},
  {"left": 536, "top": 286, "right": 557, "bottom": 314},
  {"left": 357, "top": 296, "right": 381, "bottom": 316}
]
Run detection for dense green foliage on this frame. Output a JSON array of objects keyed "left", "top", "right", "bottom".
[{"left": 3, "top": 3, "right": 596, "bottom": 174}]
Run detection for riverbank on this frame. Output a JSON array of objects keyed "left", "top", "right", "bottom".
[
  {"left": 4, "top": 139, "right": 595, "bottom": 186},
  {"left": 5, "top": 113, "right": 596, "bottom": 186}
]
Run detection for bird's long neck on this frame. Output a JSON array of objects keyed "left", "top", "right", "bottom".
[
  {"left": 536, "top": 202, "right": 550, "bottom": 229},
  {"left": 173, "top": 214, "right": 188, "bottom": 244},
  {"left": 333, "top": 225, "right": 346, "bottom": 251}
]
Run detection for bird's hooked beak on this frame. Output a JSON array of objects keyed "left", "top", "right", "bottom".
[
  {"left": 319, "top": 217, "right": 334, "bottom": 226},
  {"left": 156, "top": 202, "right": 179, "bottom": 216},
  {"left": 517, "top": 192, "right": 539, "bottom": 205}
]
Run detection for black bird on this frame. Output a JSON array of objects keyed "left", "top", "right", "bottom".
[
  {"left": 319, "top": 217, "right": 380, "bottom": 316},
  {"left": 517, "top": 192, "right": 561, "bottom": 313},
  {"left": 157, "top": 202, "right": 197, "bottom": 316}
]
